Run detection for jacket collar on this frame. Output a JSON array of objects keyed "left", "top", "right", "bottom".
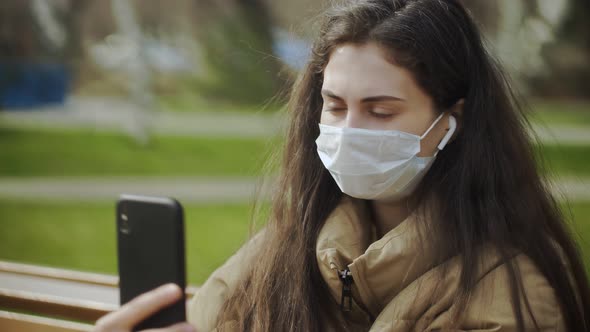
[{"left": 316, "top": 196, "right": 439, "bottom": 318}]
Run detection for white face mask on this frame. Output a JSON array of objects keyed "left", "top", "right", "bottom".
[{"left": 315, "top": 113, "right": 457, "bottom": 201}]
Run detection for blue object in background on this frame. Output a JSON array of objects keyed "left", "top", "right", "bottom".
[
  {"left": 0, "top": 62, "right": 70, "bottom": 110},
  {"left": 272, "top": 28, "right": 311, "bottom": 71}
]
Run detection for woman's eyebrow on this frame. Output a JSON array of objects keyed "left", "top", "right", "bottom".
[{"left": 321, "top": 89, "right": 405, "bottom": 102}]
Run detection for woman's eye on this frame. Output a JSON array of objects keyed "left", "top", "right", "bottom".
[
  {"left": 323, "top": 108, "right": 346, "bottom": 113},
  {"left": 369, "top": 110, "right": 394, "bottom": 118}
]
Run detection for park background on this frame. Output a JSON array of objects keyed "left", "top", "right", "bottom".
[{"left": 0, "top": 0, "right": 589, "bottom": 285}]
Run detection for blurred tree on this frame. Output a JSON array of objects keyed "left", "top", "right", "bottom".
[
  {"left": 111, "top": 0, "right": 152, "bottom": 145},
  {"left": 530, "top": 0, "right": 590, "bottom": 99},
  {"left": 462, "top": 0, "right": 588, "bottom": 100},
  {"left": 61, "top": 1, "right": 91, "bottom": 67},
  {"left": 190, "top": 0, "right": 290, "bottom": 107},
  {"left": 459, "top": 0, "right": 500, "bottom": 39},
  {"left": 0, "top": 1, "right": 39, "bottom": 60}
]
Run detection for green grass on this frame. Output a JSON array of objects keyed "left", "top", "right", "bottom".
[
  {"left": 0, "top": 199, "right": 261, "bottom": 285},
  {"left": 0, "top": 126, "right": 588, "bottom": 177},
  {"left": 0, "top": 127, "right": 277, "bottom": 177},
  {"left": 530, "top": 100, "right": 590, "bottom": 127},
  {"left": 539, "top": 145, "right": 590, "bottom": 177},
  {"left": 566, "top": 201, "right": 590, "bottom": 278},
  {"left": 157, "top": 93, "right": 282, "bottom": 114},
  {"left": 0, "top": 199, "right": 589, "bottom": 284}
]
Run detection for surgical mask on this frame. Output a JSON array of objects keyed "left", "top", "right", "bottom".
[{"left": 315, "top": 113, "right": 457, "bottom": 201}]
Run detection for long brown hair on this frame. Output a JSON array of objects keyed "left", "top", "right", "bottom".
[{"left": 216, "top": 0, "right": 590, "bottom": 330}]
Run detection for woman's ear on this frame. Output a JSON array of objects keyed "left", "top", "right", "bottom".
[{"left": 449, "top": 98, "right": 464, "bottom": 142}]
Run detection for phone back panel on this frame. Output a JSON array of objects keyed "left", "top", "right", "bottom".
[{"left": 116, "top": 195, "right": 186, "bottom": 331}]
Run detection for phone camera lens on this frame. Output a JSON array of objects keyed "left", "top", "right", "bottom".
[{"left": 120, "top": 214, "right": 131, "bottom": 234}]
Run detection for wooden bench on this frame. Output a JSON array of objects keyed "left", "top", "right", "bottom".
[{"left": 0, "top": 260, "right": 197, "bottom": 332}]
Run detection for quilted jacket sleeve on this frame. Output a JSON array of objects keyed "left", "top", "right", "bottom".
[
  {"left": 427, "top": 254, "right": 565, "bottom": 331},
  {"left": 187, "top": 229, "right": 266, "bottom": 332},
  {"left": 369, "top": 253, "right": 566, "bottom": 332}
]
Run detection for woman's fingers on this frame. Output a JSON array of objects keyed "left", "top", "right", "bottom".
[
  {"left": 142, "top": 322, "right": 196, "bottom": 332},
  {"left": 117, "top": 283, "right": 182, "bottom": 328},
  {"left": 94, "top": 283, "right": 183, "bottom": 331}
]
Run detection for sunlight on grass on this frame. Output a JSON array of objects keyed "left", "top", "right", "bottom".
[
  {"left": 0, "top": 199, "right": 262, "bottom": 284},
  {"left": 0, "top": 127, "right": 278, "bottom": 177},
  {"left": 0, "top": 127, "right": 587, "bottom": 177},
  {"left": 0, "top": 199, "right": 588, "bottom": 284},
  {"left": 530, "top": 100, "right": 590, "bottom": 127}
]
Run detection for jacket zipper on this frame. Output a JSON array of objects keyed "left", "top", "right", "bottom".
[{"left": 339, "top": 267, "right": 353, "bottom": 312}]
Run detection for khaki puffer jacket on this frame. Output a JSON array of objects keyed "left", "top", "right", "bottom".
[{"left": 188, "top": 198, "right": 567, "bottom": 331}]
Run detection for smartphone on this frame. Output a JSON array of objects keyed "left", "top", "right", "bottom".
[{"left": 116, "top": 194, "right": 186, "bottom": 331}]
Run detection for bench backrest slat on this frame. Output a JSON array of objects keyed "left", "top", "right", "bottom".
[
  {"left": 0, "top": 260, "right": 197, "bottom": 325},
  {"left": 0, "top": 310, "right": 93, "bottom": 332}
]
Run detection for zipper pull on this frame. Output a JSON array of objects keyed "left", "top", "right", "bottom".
[{"left": 339, "top": 267, "right": 353, "bottom": 312}]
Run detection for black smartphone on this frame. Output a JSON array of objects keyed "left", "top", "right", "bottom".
[{"left": 116, "top": 194, "right": 186, "bottom": 331}]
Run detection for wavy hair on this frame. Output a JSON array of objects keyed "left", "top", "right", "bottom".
[{"left": 216, "top": 1, "right": 589, "bottom": 331}]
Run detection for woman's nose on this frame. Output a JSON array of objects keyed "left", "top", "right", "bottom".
[{"left": 344, "top": 109, "right": 365, "bottom": 129}]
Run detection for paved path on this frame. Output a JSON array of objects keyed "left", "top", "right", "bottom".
[
  {"left": 1, "top": 97, "right": 589, "bottom": 144},
  {"left": 0, "top": 97, "right": 283, "bottom": 138},
  {"left": 532, "top": 124, "right": 590, "bottom": 146},
  {"left": 0, "top": 176, "right": 587, "bottom": 203},
  {"left": 0, "top": 177, "right": 267, "bottom": 204}
]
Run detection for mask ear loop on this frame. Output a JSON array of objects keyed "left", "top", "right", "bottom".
[
  {"left": 417, "top": 114, "right": 457, "bottom": 158},
  {"left": 420, "top": 112, "right": 446, "bottom": 139}
]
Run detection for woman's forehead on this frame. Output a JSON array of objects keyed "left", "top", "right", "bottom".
[{"left": 322, "top": 42, "right": 418, "bottom": 101}]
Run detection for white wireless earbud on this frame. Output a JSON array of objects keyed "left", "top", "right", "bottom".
[{"left": 437, "top": 115, "right": 457, "bottom": 150}]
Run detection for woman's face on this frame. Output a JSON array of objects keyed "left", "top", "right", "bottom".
[{"left": 320, "top": 42, "right": 454, "bottom": 157}]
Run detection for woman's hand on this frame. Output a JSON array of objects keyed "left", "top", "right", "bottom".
[{"left": 93, "top": 283, "right": 196, "bottom": 332}]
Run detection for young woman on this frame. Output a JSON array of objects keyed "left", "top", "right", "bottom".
[{"left": 94, "top": 0, "right": 589, "bottom": 331}]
